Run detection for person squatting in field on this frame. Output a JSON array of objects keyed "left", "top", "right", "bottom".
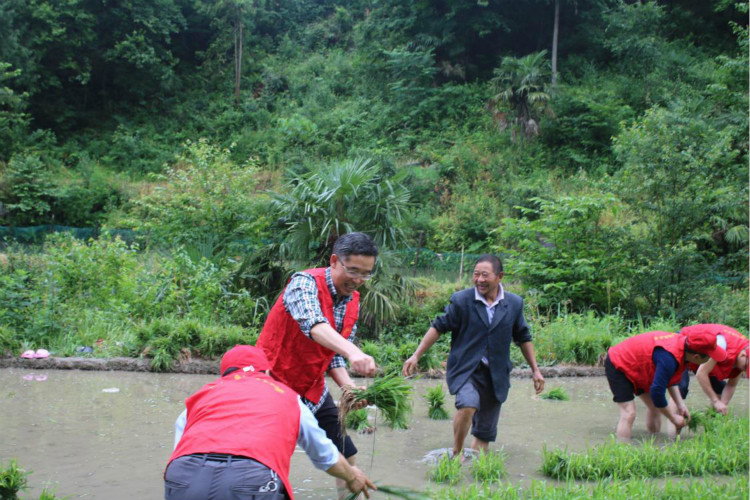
[
  {"left": 677, "top": 323, "right": 749, "bottom": 415},
  {"left": 605, "top": 328, "right": 727, "bottom": 442}
]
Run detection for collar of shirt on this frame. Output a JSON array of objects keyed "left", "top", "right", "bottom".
[
  {"left": 474, "top": 284, "right": 504, "bottom": 309},
  {"left": 325, "top": 267, "right": 352, "bottom": 306}
]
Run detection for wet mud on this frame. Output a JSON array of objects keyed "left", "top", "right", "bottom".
[{"left": 0, "top": 368, "right": 746, "bottom": 500}]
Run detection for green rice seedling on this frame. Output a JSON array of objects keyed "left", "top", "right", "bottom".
[
  {"left": 540, "top": 415, "right": 749, "bottom": 480},
  {"left": 339, "top": 373, "right": 412, "bottom": 430},
  {"left": 433, "top": 475, "right": 748, "bottom": 500},
  {"left": 38, "top": 488, "right": 64, "bottom": 500},
  {"left": 429, "top": 453, "right": 462, "bottom": 485},
  {"left": 425, "top": 385, "right": 450, "bottom": 420},
  {"left": 687, "top": 407, "right": 721, "bottom": 432},
  {"left": 0, "top": 459, "right": 29, "bottom": 499},
  {"left": 471, "top": 449, "right": 507, "bottom": 482},
  {"left": 540, "top": 387, "right": 570, "bottom": 401},
  {"left": 345, "top": 408, "right": 373, "bottom": 433}
]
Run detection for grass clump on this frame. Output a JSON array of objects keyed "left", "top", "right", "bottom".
[
  {"left": 429, "top": 454, "right": 462, "bottom": 485},
  {"left": 471, "top": 450, "right": 507, "bottom": 482},
  {"left": 541, "top": 415, "right": 749, "bottom": 480},
  {"left": 425, "top": 385, "right": 450, "bottom": 420},
  {"left": 339, "top": 373, "right": 412, "bottom": 430},
  {"left": 540, "top": 387, "right": 570, "bottom": 401}
]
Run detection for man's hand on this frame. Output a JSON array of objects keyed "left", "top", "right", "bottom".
[
  {"left": 342, "top": 385, "right": 369, "bottom": 409},
  {"left": 532, "top": 369, "right": 545, "bottom": 394},
  {"left": 712, "top": 400, "right": 728, "bottom": 416},
  {"left": 345, "top": 466, "right": 377, "bottom": 498},
  {"left": 670, "top": 413, "right": 687, "bottom": 430},
  {"left": 348, "top": 351, "right": 377, "bottom": 377},
  {"left": 402, "top": 355, "right": 419, "bottom": 377}
]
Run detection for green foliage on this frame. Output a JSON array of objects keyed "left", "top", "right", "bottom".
[
  {"left": 0, "top": 153, "right": 55, "bottom": 225},
  {"left": 540, "top": 387, "right": 569, "bottom": 401},
  {"left": 425, "top": 385, "right": 450, "bottom": 420},
  {"left": 614, "top": 101, "right": 747, "bottom": 319},
  {"left": 471, "top": 450, "right": 507, "bottom": 482},
  {"left": 496, "top": 192, "right": 630, "bottom": 312},
  {"left": 124, "top": 139, "right": 270, "bottom": 255},
  {"left": 541, "top": 415, "right": 749, "bottom": 480},
  {"left": 0, "top": 62, "right": 29, "bottom": 162}
]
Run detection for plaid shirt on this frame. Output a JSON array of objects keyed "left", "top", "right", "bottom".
[{"left": 282, "top": 267, "right": 358, "bottom": 413}]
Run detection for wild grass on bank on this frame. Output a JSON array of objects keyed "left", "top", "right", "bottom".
[
  {"left": 433, "top": 476, "right": 749, "bottom": 500},
  {"left": 541, "top": 415, "right": 749, "bottom": 480}
]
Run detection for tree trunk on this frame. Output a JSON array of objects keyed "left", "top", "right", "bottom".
[
  {"left": 234, "top": 7, "right": 243, "bottom": 107},
  {"left": 551, "top": 0, "right": 560, "bottom": 87}
]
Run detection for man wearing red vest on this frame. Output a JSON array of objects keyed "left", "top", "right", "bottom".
[
  {"left": 677, "top": 324, "right": 749, "bottom": 415},
  {"left": 605, "top": 329, "right": 727, "bottom": 442},
  {"left": 166, "top": 345, "right": 375, "bottom": 500},
  {"left": 256, "top": 232, "right": 378, "bottom": 498}
]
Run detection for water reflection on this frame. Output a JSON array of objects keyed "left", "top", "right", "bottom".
[{"left": 0, "top": 369, "right": 746, "bottom": 500}]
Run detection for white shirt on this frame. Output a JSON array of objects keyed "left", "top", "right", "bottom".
[
  {"left": 173, "top": 395, "right": 339, "bottom": 471},
  {"left": 475, "top": 284, "right": 505, "bottom": 365}
]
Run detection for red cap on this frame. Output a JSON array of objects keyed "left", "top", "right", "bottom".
[
  {"left": 220, "top": 345, "right": 271, "bottom": 376},
  {"left": 685, "top": 330, "right": 727, "bottom": 362}
]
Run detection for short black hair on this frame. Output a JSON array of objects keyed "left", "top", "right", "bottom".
[
  {"left": 332, "top": 232, "right": 379, "bottom": 259},
  {"left": 476, "top": 254, "right": 503, "bottom": 275}
]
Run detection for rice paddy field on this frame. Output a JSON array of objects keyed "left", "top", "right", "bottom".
[{"left": 0, "top": 369, "right": 747, "bottom": 500}]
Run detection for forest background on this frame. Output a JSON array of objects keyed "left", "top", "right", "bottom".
[{"left": 0, "top": 0, "right": 747, "bottom": 370}]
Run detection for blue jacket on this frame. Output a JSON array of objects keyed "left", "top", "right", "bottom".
[{"left": 432, "top": 287, "right": 531, "bottom": 403}]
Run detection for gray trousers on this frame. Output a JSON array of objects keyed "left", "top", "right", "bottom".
[{"left": 165, "top": 454, "right": 287, "bottom": 500}]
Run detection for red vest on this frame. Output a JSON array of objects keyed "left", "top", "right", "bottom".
[
  {"left": 683, "top": 324, "right": 749, "bottom": 380},
  {"left": 168, "top": 371, "right": 300, "bottom": 499},
  {"left": 256, "top": 267, "right": 359, "bottom": 403},
  {"left": 608, "top": 331, "right": 687, "bottom": 393}
]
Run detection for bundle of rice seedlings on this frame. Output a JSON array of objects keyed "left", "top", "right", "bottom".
[
  {"left": 339, "top": 373, "right": 412, "bottom": 431},
  {"left": 540, "top": 387, "right": 570, "bottom": 401},
  {"left": 345, "top": 408, "right": 374, "bottom": 433},
  {"left": 344, "top": 485, "right": 432, "bottom": 500},
  {"left": 688, "top": 407, "right": 721, "bottom": 432},
  {"left": 425, "top": 385, "right": 450, "bottom": 420}
]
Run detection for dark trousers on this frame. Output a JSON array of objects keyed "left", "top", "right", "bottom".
[
  {"left": 165, "top": 454, "right": 287, "bottom": 500},
  {"left": 678, "top": 370, "right": 726, "bottom": 399}
]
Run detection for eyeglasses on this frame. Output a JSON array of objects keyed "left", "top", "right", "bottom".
[
  {"left": 472, "top": 271, "right": 497, "bottom": 279},
  {"left": 339, "top": 262, "right": 374, "bottom": 281}
]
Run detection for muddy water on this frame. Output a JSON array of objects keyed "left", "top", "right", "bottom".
[{"left": 0, "top": 368, "right": 747, "bottom": 500}]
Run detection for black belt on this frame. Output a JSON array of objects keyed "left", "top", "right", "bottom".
[{"left": 188, "top": 453, "right": 254, "bottom": 462}]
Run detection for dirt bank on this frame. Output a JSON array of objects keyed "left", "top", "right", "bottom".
[{"left": 0, "top": 356, "right": 604, "bottom": 377}]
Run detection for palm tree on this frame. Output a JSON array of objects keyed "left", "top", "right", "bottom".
[
  {"left": 270, "top": 158, "right": 414, "bottom": 334},
  {"left": 489, "top": 50, "right": 551, "bottom": 142}
]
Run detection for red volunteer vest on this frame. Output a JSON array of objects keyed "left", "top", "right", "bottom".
[
  {"left": 683, "top": 324, "right": 749, "bottom": 380},
  {"left": 168, "top": 371, "right": 300, "bottom": 499},
  {"left": 608, "top": 331, "right": 687, "bottom": 393},
  {"left": 256, "top": 267, "right": 359, "bottom": 403}
]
